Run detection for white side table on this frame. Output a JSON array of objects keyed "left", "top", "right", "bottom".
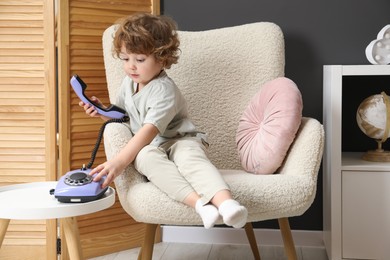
[{"left": 0, "top": 182, "right": 115, "bottom": 260}]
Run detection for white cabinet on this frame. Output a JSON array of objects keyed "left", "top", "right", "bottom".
[
  {"left": 342, "top": 153, "right": 390, "bottom": 259},
  {"left": 323, "top": 65, "right": 390, "bottom": 260}
]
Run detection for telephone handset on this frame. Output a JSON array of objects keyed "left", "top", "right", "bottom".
[{"left": 70, "top": 74, "right": 126, "bottom": 119}]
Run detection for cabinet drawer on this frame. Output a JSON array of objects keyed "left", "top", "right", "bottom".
[{"left": 342, "top": 170, "right": 390, "bottom": 259}]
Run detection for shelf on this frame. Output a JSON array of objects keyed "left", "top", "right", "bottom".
[
  {"left": 324, "top": 64, "right": 390, "bottom": 75},
  {"left": 342, "top": 152, "right": 390, "bottom": 171}
]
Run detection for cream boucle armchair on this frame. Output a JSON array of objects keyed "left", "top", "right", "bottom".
[{"left": 102, "top": 22, "right": 324, "bottom": 260}]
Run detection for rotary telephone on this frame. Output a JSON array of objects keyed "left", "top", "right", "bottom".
[{"left": 50, "top": 75, "right": 129, "bottom": 203}]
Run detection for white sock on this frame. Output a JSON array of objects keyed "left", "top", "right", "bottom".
[
  {"left": 195, "top": 199, "right": 220, "bottom": 229},
  {"left": 218, "top": 199, "right": 248, "bottom": 228}
]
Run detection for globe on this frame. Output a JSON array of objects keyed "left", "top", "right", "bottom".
[{"left": 356, "top": 92, "right": 390, "bottom": 161}]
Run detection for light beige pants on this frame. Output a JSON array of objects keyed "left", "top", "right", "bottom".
[{"left": 134, "top": 137, "right": 230, "bottom": 205}]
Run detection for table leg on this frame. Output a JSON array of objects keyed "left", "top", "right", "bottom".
[
  {"left": 0, "top": 219, "right": 10, "bottom": 249},
  {"left": 62, "top": 217, "right": 83, "bottom": 260}
]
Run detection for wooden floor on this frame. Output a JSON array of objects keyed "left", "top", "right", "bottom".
[{"left": 88, "top": 242, "right": 329, "bottom": 260}]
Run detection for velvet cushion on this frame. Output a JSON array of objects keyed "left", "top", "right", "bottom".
[{"left": 236, "top": 77, "right": 303, "bottom": 174}]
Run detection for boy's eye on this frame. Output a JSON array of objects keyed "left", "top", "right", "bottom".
[
  {"left": 136, "top": 59, "right": 145, "bottom": 63},
  {"left": 119, "top": 56, "right": 128, "bottom": 61}
]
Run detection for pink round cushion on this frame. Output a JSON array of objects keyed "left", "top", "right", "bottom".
[{"left": 236, "top": 77, "right": 303, "bottom": 174}]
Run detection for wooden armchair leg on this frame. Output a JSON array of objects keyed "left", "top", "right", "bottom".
[
  {"left": 278, "top": 218, "right": 297, "bottom": 260},
  {"left": 244, "top": 222, "right": 261, "bottom": 260},
  {"left": 138, "top": 223, "right": 158, "bottom": 260}
]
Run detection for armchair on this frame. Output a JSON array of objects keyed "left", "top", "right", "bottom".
[{"left": 102, "top": 22, "right": 324, "bottom": 260}]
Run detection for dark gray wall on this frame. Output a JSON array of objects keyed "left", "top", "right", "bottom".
[{"left": 162, "top": 0, "right": 390, "bottom": 231}]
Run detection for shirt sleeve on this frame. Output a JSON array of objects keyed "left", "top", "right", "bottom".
[{"left": 143, "top": 84, "right": 177, "bottom": 134}]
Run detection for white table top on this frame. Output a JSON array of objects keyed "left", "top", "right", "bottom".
[{"left": 0, "top": 182, "right": 115, "bottom": 220}]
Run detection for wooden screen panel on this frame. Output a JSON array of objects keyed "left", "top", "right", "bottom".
[
  {"left": 0, "top": 0, "right": 57, "bottom": 260},
  {"left": 58, "top": 0, "right": 160, "bottom": 259},
  {"left": 66, "top": 0, "right": 157, "bottom": 172}
]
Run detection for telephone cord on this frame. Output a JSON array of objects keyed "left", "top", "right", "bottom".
[{"left": 85, "top": 116, "right": 129, "bottom": 169}]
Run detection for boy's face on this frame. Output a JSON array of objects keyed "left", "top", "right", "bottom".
[{"left": 119, "top": 45, "right": 163, "bottom": 89}]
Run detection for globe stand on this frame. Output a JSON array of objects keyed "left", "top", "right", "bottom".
[{"left": 362, "top": 139, "right": 390, "bottom": 162}]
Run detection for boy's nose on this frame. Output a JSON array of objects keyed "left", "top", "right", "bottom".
[{"left": 126, "top": 62, "right": 136, "bottom": 70}]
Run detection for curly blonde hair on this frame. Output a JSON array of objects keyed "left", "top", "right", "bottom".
[{"left": 113, "top": 13, "right": 180, "bottom": 69}]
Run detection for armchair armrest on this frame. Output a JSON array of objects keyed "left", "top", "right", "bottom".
[
  {"left": 103, "top": 123, "right": 147, "bottom": 214},
  {"left": 278, "top": 117, "right": 324, "bottom": 178}
]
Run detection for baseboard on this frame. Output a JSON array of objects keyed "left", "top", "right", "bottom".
[{"left": 162, "top": 226, "right": 324, "bottom": 247}]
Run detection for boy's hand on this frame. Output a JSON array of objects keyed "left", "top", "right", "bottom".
[
  {"left": 79, "top": 96, "right": 102, "bottom": 117},
  {"left": 79, "top": 96, "right": 110, "bottom": 121},
  {"left": 89, "top": 158, "right": 127, "bottom": 188}
]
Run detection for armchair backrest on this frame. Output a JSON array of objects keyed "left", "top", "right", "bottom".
[{"left": 103, "top": 22, "right": 285, "bottom": 170}]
